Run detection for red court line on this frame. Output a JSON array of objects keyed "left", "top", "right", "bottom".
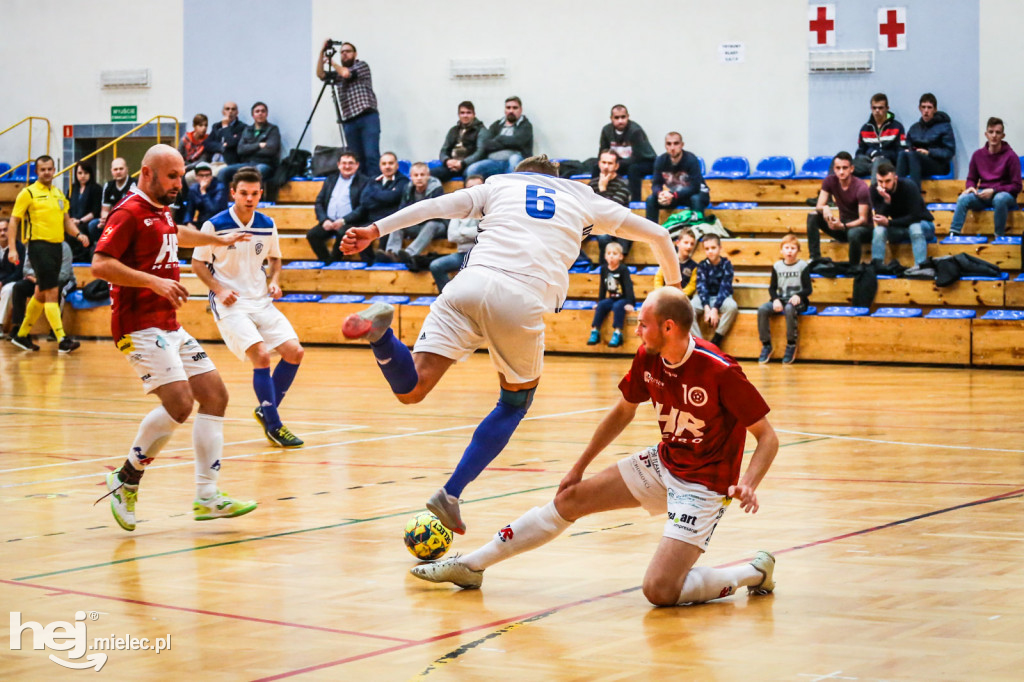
[
  {"left": 0, "top": 578, "right": 413, "bottom": 644},
  {"left": 252, "top": 484, "right": 1024, "bottom": 680}
]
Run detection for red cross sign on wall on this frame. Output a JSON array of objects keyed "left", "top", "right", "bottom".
[
  {"left": 878, "top": 7, "right": 907, "bottom": 50},
  {"left": 808, "top": 5, "right": 835, "bottom": 47}
]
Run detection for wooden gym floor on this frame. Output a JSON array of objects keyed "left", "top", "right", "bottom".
[{"left": 1, "top": 340, "right": 1022, "bottom": 680}]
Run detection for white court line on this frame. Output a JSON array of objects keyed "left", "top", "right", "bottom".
[
  {"left": 776, "top": 428, "right": 1024, "bottom": 454},
  {"left": 0, "top": 406, "right": 608, "bottom": 490},
  {"left": 0, "top": 405, "right": 353, "bottom": 428},
  {"left": 0, "top": 425, "right": 366, "bottom": 474}
]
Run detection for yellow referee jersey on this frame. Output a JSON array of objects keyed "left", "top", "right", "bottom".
[{"left": 11, "top": 181, "right": 68, "bottom": 243}]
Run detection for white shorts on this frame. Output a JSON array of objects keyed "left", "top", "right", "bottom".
[
  {"left": 617, "top": 446, "right": 731, "bottom": 549},
  {"left": 413, "top": 266, "right": 546, "bottom": 384},
  {"left": 215, "top": 304, "right": 298, "bottom": 361},
  {"left": 117, "top": 327, "right": 217, "bottom": 394}
]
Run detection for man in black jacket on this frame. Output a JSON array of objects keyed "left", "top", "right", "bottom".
[
  {"left": 896, "top": 93, "right": 956, "bottom": 187},
  {"left": 306, "top": 151, "right": 368, "bottom": 263},
  {"left": 207, "top": 101, "right": 247, "bottom": 166},
  {"left": 431, "top": 101, "right": 491, "bottom": 182},
  {"left": 0, "top": 218, "right": 26, "bottom": 336},
  {"left": 870, "top": 161, "right": 935, "bottom": 266},
  {"left": 217, "top": 102, "right": 281, "bottom": 186},
  {"left": 595, "top": 105, "right": 656, "bottom": 201},
  {"left": 465, "top": 97, "right": 533, "bottom": 178}
]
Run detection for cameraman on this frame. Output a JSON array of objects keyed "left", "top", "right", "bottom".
[{"left": 316, "top": 40, "right": 380, "bottom": 178}]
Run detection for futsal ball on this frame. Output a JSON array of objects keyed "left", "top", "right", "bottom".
[{"left": 404, "top": 511, "right": 453, "bottom": 561}]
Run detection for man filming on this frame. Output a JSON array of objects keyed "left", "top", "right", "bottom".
[{"left": 316, "top": 39, "right": 380, "bottom": 178}]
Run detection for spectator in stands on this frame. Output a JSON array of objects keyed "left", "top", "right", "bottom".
[
  {"left": 586, "top": 242, "right": 635, "bottom": 349},
  {"left": 757, "top": 234, "right": 812, "bottom": 365},
  {"left": 67, "top": 161, "right": 101, "bottom": 262},
  {"left": 306, "top": 151, "right": 368, "bottom": 264},
  {"left": 184, "top": 163, "right": 228, "bottom": 230},
  {"left": 897, "top": 93, "right": 956, "bottom": 187},
  {"left": 430, "top": 174, "right": 484, "bottom": 293},
  {"left": 653, "top": 228, "right": 698, "bottom": 295},
  {"left": 208, "top": 101, "right": 246, "bottom": 170},
  {"left": 645, "top": 132, "right": 709, "bottom": 224},
  {"left": 854, "top": 93, "right": 906, "bottom": 178},
  {"left": 179, "top": 113, "right": 212, "bottom": 172},
  {"left": 691, "top": 234, "right": 737, "bottom": 347},
  {"left": 466, "top": 96, "right": 533, "bottom": 178},
  {"left": 0, "top": 218, "right": 26, "bottom": 337},
  {"left": 380, "top": 162, "right": 446, "bottom": 269},
  {"left": 950, "top": 117, "right": 1022, "bottom": 238},
  {"left": 596, "top": 104, "right": 656, "bottom": 202},
  {"left": 591, "top": 150, "right": 633, "bottom": 266},
  {"left": 218, "top": 102, "right": 281, "bottom": 186},
  {"left": 88, "top": 157, "right": 135, "bottom": 246},
  {"left": 432, "top": 101, "right": 491, "bottom": 183},
  {"left": 870, "top": 161, "right": 935, "bottom": 266},
  {"left": 358, "top": 152, "right": 409, "bottom": 264},
  {"left": 807, "top": 151, "right": 872, "bottom": 262},
  {"left": 318, "top": 40, "right": 380, "bottom": 178}
]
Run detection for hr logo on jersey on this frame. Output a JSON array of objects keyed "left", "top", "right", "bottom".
[
  {"left": 497, "top": 525, "right": 514, "bottom": 542},
  {"left": 153, "top": 233, "right": 178, "bottom": 269},
  {"left": 653, "top": 400, "right": 705, "bottom": 441}
]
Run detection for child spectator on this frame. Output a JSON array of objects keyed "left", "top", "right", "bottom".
[
  {"left": 690, "top": 234, "right": 737, "bottom": 347},
  {"left": 587, "top": 242, "right": 635, "bottom": 348},
  {"left": 179, "top": 114, "right": 211, "bottom": 172},
  {"left": 653, "top": 228, "right": 699, "bottom": 295},
  {"left": 757, "top": 233, "right": 812, "bottom": 365}
]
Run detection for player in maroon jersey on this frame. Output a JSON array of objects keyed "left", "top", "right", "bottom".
[
  {"left": 412, "top": 286, "right": 781, "bottom": 606},
  {"left": 92, "top": 144, "right": 257, "bottom": 531}
]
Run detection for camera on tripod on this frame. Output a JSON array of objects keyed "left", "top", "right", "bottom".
[{"left": 322, "top": 39, "right": 346, "bottom": 59}]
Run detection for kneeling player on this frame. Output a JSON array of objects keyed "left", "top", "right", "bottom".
[
  {"left": 192, "top": 167, "right": 304, "bottom": 448},
  {"left": 412, "top": 288, "right": 779, "bottom": 607},
  {"left": 92, "top": 145, "right": 258, "bottom": 531}
]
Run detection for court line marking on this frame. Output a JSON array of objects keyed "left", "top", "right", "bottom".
[
  {"left": 0, "top": 404, "right": 359, "bottom": 428},
  {"left": 0, "top": 407, "right": 609, "bottom": 489},
  {"left": 0, "top": 577, "right": 414, "bottom": 644},
  {"left": 249, "top": 486, "right": 1024, "bottom": 680},
  {"left": 774, "top": 428, "right": 1024, "bottom": 454}
]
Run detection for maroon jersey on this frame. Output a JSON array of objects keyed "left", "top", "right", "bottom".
[
  {"left": 95, "top": 189, "right": 181, "bottom": 340},
  {"left": 618, "top": 337, "right": 770, "bottom": 495}
]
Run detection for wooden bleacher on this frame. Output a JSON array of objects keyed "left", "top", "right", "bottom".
[{"left": 56, "top": 175, "right": 1024, "bottom": 367}]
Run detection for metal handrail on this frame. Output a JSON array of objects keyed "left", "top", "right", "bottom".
[
  {"left": 0, "top": 116, "right": 52, "bottom": 181},
  {"left": 55, "top": 115, "right": 180, "bottom": 179}
]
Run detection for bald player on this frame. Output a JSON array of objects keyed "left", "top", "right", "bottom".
[
  {"left": 92, "top": 144, "right": 258, "bottom": 532},
  {"left": 413, "top": 288, "right": 780, "bottom": 609}
]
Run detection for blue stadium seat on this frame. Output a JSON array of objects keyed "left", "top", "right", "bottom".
[
  {"left": 927, "top": 159, "right": 955, "bottom": 180},
  {"left": 65, "top": 289, "right": 110, "bottom": 309},
  {"left": 941, "top": 235, "right": 987, "bottom": 245},
  {"left": 398, "top": 159, "right": 412, "bottom": 177},
  {"left": 560, "top": 300, "right": 597, "bottom": 310},
  {"left": 747, "top": 156, "right": 795, "bottom": 179},
  {"left": 871, "top": 307, "right": 923, "bottom": 318},
  {"left": 819, "top": 306, "right": 869, "bottom": 317},
  {"left": 925, "top": 309, "right": 976, "bottom": 319},
  {"left": 278, "top": 293, "right": 323, "bottom": 302},
  {"left": 282, "top": 260, "right": 326, "bottom": 269},
  {"left": 408, "top": 296, "right": 437, "bottom": 306},
  {"left": 0, "top": 162, "right": 11, "bottom": 178},
  {"left": 993, "top": 236, "right": 1022, "bottom": 246},
  {"left": 960, "top": 272, "right": 1008, "bottom": 281},
  {"left": 323, "top": 261, "right": 368, "bottom": 270},
  {"left": 365, "top": 262, "right": 408, "bottom": 271},
  {"left": 628, "top": 201, "right": 645, "bottom": 210},
  {"left": 1016, "top": 273, "right": 1024, "bottom": 282},
  {"left": 801, "top": 306, "right": 818, "bottom": 315},
  {"left": 319, "top": 294, "right": 365, "bottom": 304},
  {"left": 569, "top": 174, "right": 592, "bottom": 180},
  {"left": 794, "top": 156, "right": 832, "bottom": 179},
  {"left": 367, "top": 294, "right": 410, "bottom": 304},
  {"left": 704, "top": 156, "right": 750, "bottom": 179},
  {"left": 711, "top": 202, "right": 758, "bottom": 210},
  {"left": 637, "top": 265, "right": 660, "bottom": 276},
  {"left": 2, "top": 163, "right": 36, "bottom": 183},
  {"left": 427, "top": 159, "right": 443, "bottom": 169},
  {"left": 926, "top": 203, "right": 956, "bottom": 211},
  {"left": 698, "top": 156, "right": 705, "bottom": 176},
  {"left": 981, "top": 309, "right": 1024, "bottom": 321}
]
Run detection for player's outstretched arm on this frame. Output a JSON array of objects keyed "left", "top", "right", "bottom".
[
  {"left": 728, "top": 417, "right": 779, "bottom": 513},
  {"left": 92, "top": 253, "right": 189, "bottom": 308},
  {"left": 614, "top": 213, "right": 682, "bottom": 287},
  {"left": 177, "top": 225, "right": 252, "bottom": 248},
  {"left": 559, "top": 397, "right": 640, "bottom": 492}
]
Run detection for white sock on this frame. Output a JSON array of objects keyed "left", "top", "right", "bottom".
[
  {"left": 677, "top": 564, "right": 763, "bottom": 604},
  {"left": 192, "top": 413, "right": 224, "bottom": 500},
  {"left": 127, "top": 406, "right": 181, "bottom": 472},
  {"left": 463, "top": 501, "right": 572, "bottom": 571}
]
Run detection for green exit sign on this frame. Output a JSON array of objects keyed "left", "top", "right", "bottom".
[{"left": 111, "top": 106, "right": 138, "bottom": 122}]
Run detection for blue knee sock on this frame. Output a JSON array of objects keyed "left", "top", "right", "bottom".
[
  {"left": 369, "top": 328, "right": 418, "bottom": 394},
  {"left": 273, "top": 359, "right": 300, "bottom": 406},
  {"left": 253, "top": 368, "right": 282, "bottom": 430},
  {"left": 444, "top": 400, "right": 527, "bottom": 498}
]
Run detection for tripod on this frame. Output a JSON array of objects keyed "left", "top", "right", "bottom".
[{"left": 289, "top": 58, "right": 347, "bottom": 171}]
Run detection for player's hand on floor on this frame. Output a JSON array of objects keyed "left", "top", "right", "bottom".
[
  {"left": 341, "top": 226, "right": 379, "bottom": 254},
  {"left": 727, "top": 484, "right": 758, "bottom": 513},
  {"left": 151, "top": 279, "right": 190, "bottom": 308}
]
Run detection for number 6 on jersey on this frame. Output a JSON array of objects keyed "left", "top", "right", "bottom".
[{"left": 525, "top": 185, "right": 556, "bottom": 219}]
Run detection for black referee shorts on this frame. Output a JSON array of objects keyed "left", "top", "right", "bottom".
[{"left": 27, "top": 241, "right": 63, "bottom": 291}]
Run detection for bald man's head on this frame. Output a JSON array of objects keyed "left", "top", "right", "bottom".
[
  {"left": 647, "top": 287, "right": 694, "bottom": 332},
  {"left": 139, "top": 144, "right": 185, "bottom": 206}
]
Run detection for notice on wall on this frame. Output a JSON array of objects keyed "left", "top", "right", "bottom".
[
  {"left": 719, "top": 43, "right": 745, "bottom": 63},
  {"left": 111, "top": 106, "right": 138, "bottom": 122}
]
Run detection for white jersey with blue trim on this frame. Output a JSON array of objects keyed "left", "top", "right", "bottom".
[
  {"left": 192, "top": 207, "right": 280, "bottom": 314},
  {"left": 459, "top": 173, "right": 632, "bottom": 309}
]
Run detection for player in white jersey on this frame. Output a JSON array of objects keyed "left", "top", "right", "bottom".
[
  {"left": 192, "top": 167, "right": 305, "bottom": 448},
  {"left": 341, "top": 155, "right": 683, "bottom": 534}
]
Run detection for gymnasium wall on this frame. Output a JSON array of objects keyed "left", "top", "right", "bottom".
[{"left": 978, "top": 0, "right": 1024, "bottom": 153}]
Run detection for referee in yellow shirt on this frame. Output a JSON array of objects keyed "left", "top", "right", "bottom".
[{"left": 7, "top": 155, "right": 89, "bottom": 352}]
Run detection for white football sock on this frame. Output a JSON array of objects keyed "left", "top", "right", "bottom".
[
  {"left": 192, "top": 413, "right": 224, "bottom": 500},
  {"left": 127, "top": 406, "right": 181, "bottom": 471},
  {"left": 463, "top": 501, "right": 572, "bottom": 571},
  {"left": 677, "top": 564, "right": 763, "bottom": 604}
]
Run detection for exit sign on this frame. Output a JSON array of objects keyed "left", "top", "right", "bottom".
[{"left": 111, "top": 106, "right": 138, "bottom": 122}]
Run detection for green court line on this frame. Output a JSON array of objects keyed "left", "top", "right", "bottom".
[{"left": 13, "top": 436, "right": 825, "bottom": 582}]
